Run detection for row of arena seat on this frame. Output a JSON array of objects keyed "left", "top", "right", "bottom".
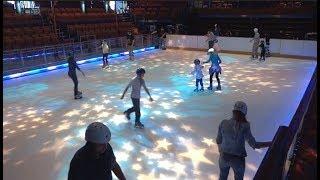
[
  {"left": 4, "top": 26, "right": 52, "bottom": 37},
  {"left": 4, "top": 34, "right": 59, "bottom": 50}
]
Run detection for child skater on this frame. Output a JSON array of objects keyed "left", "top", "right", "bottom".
[
  {"left": 191, "top": 59, "right": 204, "bottom": 92},
  {"left": 259, "top": 40, "right": 266, "bottom": 61},
  {"left": 101, "top": 40, "right": 110, "bottom": 68},
  {"left": 202, "top": 48, "right": 222, "bottom": 90},
  {"left": 67, "top": 52, "right": 85, "bottom": 99},
  {"left": 121, "top": 68, "right": 154, "bottom": 129}
]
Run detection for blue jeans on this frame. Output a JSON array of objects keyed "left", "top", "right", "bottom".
[
  {"left": 219, "top": 153, "right": 245, "bottom": 180},
  {"left": 196, "top": 78, "right": 203, "bottom": 88}
]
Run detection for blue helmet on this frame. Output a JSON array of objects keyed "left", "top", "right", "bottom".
[{"left": 136, "top": 68, "right": 146, "bottom": 75}]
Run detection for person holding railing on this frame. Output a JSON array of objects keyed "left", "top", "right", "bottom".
[
  {"left": 126, "top": 29, "right": 135, "bottom": 61},
  {"left": 216, "top": 101, "right": 273, "bottom": 180}
]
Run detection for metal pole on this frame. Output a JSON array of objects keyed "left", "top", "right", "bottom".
[
  {"left": 20, "top": 50, "right": 25, "bottom": 66},
  {"left": 43, "top": 47, "right": 47, "bottom": 64}
]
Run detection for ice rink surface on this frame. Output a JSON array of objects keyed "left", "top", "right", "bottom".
[{"left": 3, "top": 49, "right": 317, "bottom": 180}]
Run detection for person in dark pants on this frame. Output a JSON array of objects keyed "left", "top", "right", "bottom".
[
  {"left": 205, "top": 31, "right": 215, "bottom": 49},
  {"left": 68, "top": 122, "right": 126, "bottom": 180},
  {"left": 259, "top": 40, "right": 266, "bottom": 61},
  {"left": 101, "top": 40, "right": 110, "bottom": 68},
  {"left": 160, "top": 28, "right": 167, "bottom": 50},
  {"left": 190, "top": 59, "right": 204, "bottom": 92},
  {"left": 216, "top": 101, "right": 272, "bottom": 180},
  {"left": 126, "top": 30, "right": 135, "bottom": 60},
  {"left": 67, "top": 52, "right": 85, "bottom": 99},
  {"left": 265, "top": 33, "right": 270, "bottom": 57},
  {"left": 121, "top": 68, "right": 153, "bottom": 129},
  {"left": 202, "top": 48, "right": 222, "bottom": 90}
]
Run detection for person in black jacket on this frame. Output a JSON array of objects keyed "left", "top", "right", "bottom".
[
  {"left": 67, "top": 52, "right": 85, "bottom": 99},
  {"left": 259, "top": 40, "right": 266, "bottom": 61}
]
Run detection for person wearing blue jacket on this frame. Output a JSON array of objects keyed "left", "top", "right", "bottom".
[{"left": 202, "top": 48, "right": 222, "bottom": 90}]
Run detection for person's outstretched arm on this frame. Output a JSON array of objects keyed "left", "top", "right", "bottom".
[
  {"left": 141, "top": 80, "right": 153, "bottom": 101},
  {"left": 121, "top": 81, "right": 131, "bottom": 99},
  {"left": 112, "top": 161, "right": 126, "bottom": 180},
  {"left": 244, "top": 123, "right": 272, "bottom": 149}
]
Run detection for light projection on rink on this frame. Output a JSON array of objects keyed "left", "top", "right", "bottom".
[{"left": 3, "top": 49, "right": 317, "bottom": 180}]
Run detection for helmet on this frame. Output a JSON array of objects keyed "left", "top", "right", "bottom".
[
  {"left": 208, "top": 48, "right": 215, "bottom": 53},
  {"left": 85, "top": 122, "right": 111, "bottom": 144},
  {"left": 136, "top": 68, "right": 146, "bottom": 75},
  {"left": 194, "top": 59, "right": 200, "bottom": 64},
  {"left": 254, "top": 28, "right": 258, "bottom": 32},
  {"left": 233, "top": 101, "right": 247, "bottom": 115}
]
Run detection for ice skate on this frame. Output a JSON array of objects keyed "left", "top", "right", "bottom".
[
  {"left": 194, "top": 88, "right": 199, "bottom": 92},
  {"left": 207, "top": 86, "right": 213, "bottom": 90},
  {"left": 135, "top": 122, "right": 144, "bottom": 129},
  {"left": 74, "top": 94, "right": 82, "bottom": 99},
  {"left": 199, "top": 87, "right": 204, "bottom": 91},
  {"left": 123, "top": 111, "right": 130, "bottom": 120},
  {"left": 216, "top": 85, "right": 221, "bottom": 90}
]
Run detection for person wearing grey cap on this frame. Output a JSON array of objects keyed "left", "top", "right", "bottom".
[
  {"left": 216, "top": 101, "right": 272, "bottom": 180},
  {"left": 68, "top": 122, "right": 126, "bottom": 180}
]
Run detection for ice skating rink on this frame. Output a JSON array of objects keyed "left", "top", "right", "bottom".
[{"left": 3, "top": 49, "right": 317, "bottom": 180}]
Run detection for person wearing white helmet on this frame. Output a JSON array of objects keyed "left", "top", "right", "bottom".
[
  {"left": 68, "top": 122, "right": 126, "bottom": 180},
  {"left": 202, "top": 47, "right": 222, "bottom": 90},
  {"left": 216, "top": 101, "right": 272, "bottom": 180},
  {"left": 250, "top": 28, "right": 260, "bottom": 60},
  {"left": 121, "top": 68, "right": 154, "bottom": 129}
]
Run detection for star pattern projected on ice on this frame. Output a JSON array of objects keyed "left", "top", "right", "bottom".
[
  {"left": 3, "top": 49, "right": 315, "bottom": 180},
  {"left": 155, "top": 138, "right": 172, "bottom": 151}
]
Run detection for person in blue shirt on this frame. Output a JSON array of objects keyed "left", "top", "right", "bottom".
[
  {"left": 202, "top": 48, "right": 222, "bottom": 90},
  {"left": 216, "top": 101, "right": 272, "bottom": 180},
  {"left": 67, "top": 52, "right": 85, "bottom": 99},
  {"left": 190, "top": 59, "right": 204, "bottom": 92}
]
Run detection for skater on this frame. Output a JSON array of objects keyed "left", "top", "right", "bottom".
[
  {"left": 205, "top": 31, "right": 216, "bottom": 49},
  {"left": 159, "top": 28, "right": 167, "bottom": 50},
  {"left": 216, "top": 101, "right": 272, "bottom": 180},
  {"left": 265, "top": 33, "right": 271, "bottom": 57},
  {"left": 68, "top": 122, "right": 126, "bottom": 180},
  {"left": 250, "top": 28, "right": 260, "bottom": 60},
  {"left": 101, "top": 40, "right": 110, "bottom": 68},
  {"left": 190, "top": 59, "right": 204, "bottom": 92},
  {"left": 120, "top": 68, "right": 154, "bottom": 128},
  {"left": 126, "top": 30, "right": 135, "bottom": 60},
  {"left": 202, "top": 48, "right": 222, "bottom": 90},
  {"left": 259, "top": 40, "right": 266, "bottom": 61},
  {"left": 67, "top": 52, "right": 85, "bottom": 99}
]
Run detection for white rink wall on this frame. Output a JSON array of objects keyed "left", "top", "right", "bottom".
[{"left": 166, "top": 35, "right": 317, "bottom": 58}]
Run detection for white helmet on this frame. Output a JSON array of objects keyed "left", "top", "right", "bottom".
[
  {"left": 208, "top": 48, "right": 215, "bottom": 53},
  {"left": 233, "top": 101, "right": 247, "bottom": 115},
  {"left": 254, "top": 28, "right": 258, "bottom": 33},
  {"left": 85, "top": 122, "right": 111, "bottom": 144}
]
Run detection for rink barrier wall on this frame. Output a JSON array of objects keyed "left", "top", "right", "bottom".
[
  {"left": 166, "top": 35, "right": 317, "bottom": 59},
  {"left": 3, "top": 46, "right": 156, "bottom": 81}
]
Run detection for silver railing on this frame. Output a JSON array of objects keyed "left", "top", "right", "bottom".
[{"left": 3, "top": 34, "right": 157, "bottom": 75}]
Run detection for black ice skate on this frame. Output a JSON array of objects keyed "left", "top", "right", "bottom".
[
  {"left": 199, "top": 87, "right": 204, "bottom": 91},
  {"left": 74, "top": 94, "right": 82, "bottom": 99},
  {"left": 216, "top": 85, "right": 222, "bottom": 90},
  {"left": 135, "top": 122, "right": 144, "bottom": 129},
  {"left": 194, "top": 88, "right": 199, "bottom": 92},
  {"left": 207, "top": 86, "right": 213, "bottom": 90},
  {"left": 123, "top": 111, "right": 130, "bottom": 120}
]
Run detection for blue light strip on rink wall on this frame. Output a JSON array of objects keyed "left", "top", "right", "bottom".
[{"left": 3, "top": 47, "right": 156, "bottom": 81}]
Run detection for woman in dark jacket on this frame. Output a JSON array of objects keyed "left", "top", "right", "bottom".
[{"left": 67, "top": 52, "right": 85, "bottom": 99}]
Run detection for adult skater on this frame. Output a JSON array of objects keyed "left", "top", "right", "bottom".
[
  {"left": 126, "top": 30, "right": 135, "bottom": 60},
  {"left": 159, "top": 28, "right": 167, "bottom": 50},
  {"left": 265, "top": 33, "right": 271, "bottom": 57},
  {"left": 202, "top": 48, "right": 222, "bottom": 90},
  {"left": 216, "top": 101, "right": 272, "bottom": 180},
  {"left": 121, "top": 68, "right": 153, "bottom": 128},
  {"left": 67, "top": 52, "right": 85, "bottom": 99},
  {"left": 68, "top": 122, "right": 126, "bottom": 180},
  {"left": 101, "top": 40, "right": 110, "bottom": 68},
  {"left": 250, "top": 28, "right": 260, "bottom": 60},
  {"left": 205, "top": 31, "right": 216, "bottom": 49}
]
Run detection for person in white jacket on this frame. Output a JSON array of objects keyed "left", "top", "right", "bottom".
[
  {"left": 101, "top": 40, "right": 110, "bottom": 68},
  {"left": 191, "top": 59, "right": 204, "bottom": 92}
]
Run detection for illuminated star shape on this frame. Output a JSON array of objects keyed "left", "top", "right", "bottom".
[
  {"left": 3, "top": 147, "right": 15, "bottom": 156},
  {"left": 202, "top": 137, "right": 215, "bottom": 147},
  {"left": 93, "top": 105, "right": 105, "bottom": 112},
  {"left": 52, "top": 122, "right": 71, "bottom": 132},
  {"left": 122, "top": 142, "right": 134, "bottom": 152},
  {"left": 132, "top": 163, "right": 142, "bottom": 171},
  {"left": 115, "top": 151, "right": 129, "bottom": 162},
  {"left": 162, "top": 125, "right": 172, "bottom": 132},
  {"left": 141, "top": 149, "right": 163, "bottom": 160},
  {"left": 64, "top": 110, "right": 80, "bottom": 117},
  {"left": 159, "top": 102, "right": 171, "bottom": 109},
  {"left": 179, "top": 145, "right": 214, "bottom": 168},
  {"left": 137, "top": 170, "right": 158, "bottom": 180},
  {"left": 155, "top": 139, "right": 172, "bottom": 151},
  {"left": 103, "top": 100, "right": 111, "bottom": 104},
  {"left": 181, "top": 124, "right": 193, "bottom": 132},
  {"left": 172, "top": 99, "right": 183, "bottom": 103},
  {"left": 256, "top": 81, "right": 273, "bottom": 86},
  {"left": 157, "top": 160, "right": 173, "bottom": 170},
  {"left": 173, "top": 162, "right": 186, "bottom": 177},
  {"left": 24, "top": 110, "right": 37, "bottom": 115},
  {"left": 81, "top": 103, "right": 90, "bottom": 109},
  {"left": 97, "top": 112, "right": 110, "bottom": 118},
  {"left": 109, "top": 115, "right": 127, "bottom": 126},
  {"left": 166, "top": 112, "right": 179, "bottom": 119},
  {"left": 40, "top": 138, "right": 69, "bottom": 157}
]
